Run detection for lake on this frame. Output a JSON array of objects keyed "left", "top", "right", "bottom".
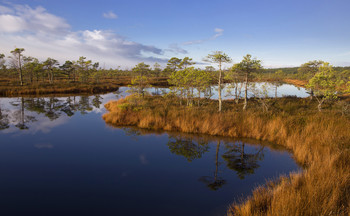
[
  {"left": 134, "top": 82, "right": 309, "bottom": 99},
  {"left": 0, "top": 85, "right": 302, "bottom": 216}
]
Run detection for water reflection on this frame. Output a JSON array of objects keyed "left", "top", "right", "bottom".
[
  {"left": 199, "top": 141, "right": 227, "bottom": 191},
  {"left": 167, "top": 134, "right": 209, "bottom": 162},
  {"left": 0, "top": 94, "right": 300, "bottom": 216},
  {"left": 222, "top": 141, "right": 264, "bottom": 179},
  {"left": 0, "top": 94, "right": 108, "bottom": 132},
  {"left": 0, "top": 81, "right": 308, "bottom": 133},
  {"left": 119, "top": 127, "right": 293, "bottom": 191}
]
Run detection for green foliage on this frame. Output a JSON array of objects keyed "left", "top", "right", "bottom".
[
  {"left": 234, "top": 54, "right": 263, "bottom": 110},
  {"left": 298, "top": 60, "right": 324, "bottom": 80},
  {"left": 75, "top": 56, "right": 92, "bottom": 83},
  {"left": 43, "top": 57, "right": 59, "bottom": 84},
  {"left": 179, "top": 57, "right": 195, "bottom": 69},
  {"left": 60, "top": 60, "right": 75, "bottom": 81},
  {"left": 166, "top": 57, "right": 182, "bottom": 72},
  {"left": 10, "top": 48, "right": 25, "bottom": 85},
  {"left": 152, "top": 62, "right": 162, "bottom": 78},
  {"left": 132, "top": 62, "right": 151, "bottom": 76},
  {"left": 168, "top": 67, "right": 212, "bottom": 106},
  {"left": 204, "top": 51, "right": 232, "bottom": 111},
  {"left": 204, "top": 51, "right": 232, "bottom": 66},
  {"left": 235, "top": 54, "right": 262, "bottom": 75},
  {"left": 306, "top": 62, "right": 337, "bottom": 111}
]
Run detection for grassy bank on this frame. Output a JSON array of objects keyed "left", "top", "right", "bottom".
[
  {"left": 0, "top": 77, "right": 169, "bottom": 97},
  {"left": 103, "top": 95, "right": 350, "bottom": 215},
  {"left": 283, "top": 78, "right": 308, "bottom": 87}
]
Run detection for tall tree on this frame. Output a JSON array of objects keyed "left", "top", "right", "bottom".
[
  {"left": 10, "top": 48, "right": 25, "bottom": 86},
  {"left": 204, "top": 51, "right": 232, "bottom": 112},
  {"left": 166, "top": 57, "right": 182, "bottom": 72},
  {"left": 131, "top": 62, "right": 151, "bottom": 97},
  {"left": 60, "top": 60, "right": 75, "bottom": 81},
  {"left": 179, "top": 57, "right": 195, "bottom": 69},
  {"left": 306, "top": 62, "right": 337, "bottom": 112},
  {"left": 76, "top": 56, "right": 92, "bottom": 83},
  {"left": 298, "top": 60, "right": 324, "bottom": 99},
  {"left": 234, "top": 54, "right": 262, "bottom": 110},
  {"left": 43, "top": 58, "right": 59, "bottom": 84},
  {"left": 23, "top": 57, "right": 40, "bottom": 84},
  {"left": 152, "top": 62, "right": 162, "bottom": 80}
]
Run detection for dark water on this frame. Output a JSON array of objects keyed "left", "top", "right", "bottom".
[{"left": 0, "top": 92, "right": 300, "bottom": 216}]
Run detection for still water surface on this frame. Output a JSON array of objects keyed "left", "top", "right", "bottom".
[{"left": 0, "top": 86, "right": 301, "bottom": 216}]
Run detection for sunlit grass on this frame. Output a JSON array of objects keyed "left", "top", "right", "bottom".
[{"left": 103, "top": 95, "right": 350, "bottom": 216}]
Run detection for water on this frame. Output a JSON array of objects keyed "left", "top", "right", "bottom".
[
  {"left": 0, "top": 89, "right": 300, "bottom": 216},
  {"left": 131, "top": 82, "right": 309, "bottom": 99}
]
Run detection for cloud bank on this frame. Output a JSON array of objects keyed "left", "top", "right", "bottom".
[{"left": 0, "top": 4, "right": 165, "bottom": 68}]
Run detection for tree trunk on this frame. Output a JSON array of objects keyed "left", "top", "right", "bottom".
[
  {"left": 18, "top": 55, "right": 23, "bottom": 86},
  {"left": 243, "top": 73, "right": 248, "bottom": 110},
  {"left": 218, "top": 62, "right": 222, "bottom": 112},
  {"left": 235, "top": 83, "right": 239, "bottom": 104},
  {"left": 275, "top": 85, "right": 277, "bottom": 98}
]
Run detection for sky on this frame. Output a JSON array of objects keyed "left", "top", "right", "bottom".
[{"left": 0, "top": 0, "right": 350, "bottom": 69}]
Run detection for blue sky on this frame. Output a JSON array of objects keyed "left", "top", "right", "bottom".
[{"left": 0, "top": 0, "right": 349, "bottom": 68}]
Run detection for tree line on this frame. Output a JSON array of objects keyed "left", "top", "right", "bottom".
[
  {"left": 129, "top": 52, "right": 349, "bottom": 113},
  {"left": 1, "top": 48, "right": 349, "bottom": 112}
]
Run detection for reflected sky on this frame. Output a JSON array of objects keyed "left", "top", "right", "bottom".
[
  {"left": 0, "top": 90, "right": 300, "bottom": 216},
  {"left": 126, "top": 82, "right": 309, "bottom": 100}
]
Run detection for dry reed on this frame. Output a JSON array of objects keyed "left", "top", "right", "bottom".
[{"left": 103, "top": 95, "right": 350, "bottom": 216}]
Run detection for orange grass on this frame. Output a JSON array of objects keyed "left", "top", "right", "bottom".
[
  {"left": 283, "top": 78, "right": 308, "bottom": 87},
  {"left": 0, "top": 77, "right": 170, "bottom": 97},
  {"left": 103, "top": 95, "right": 350, "bottom": 215}
]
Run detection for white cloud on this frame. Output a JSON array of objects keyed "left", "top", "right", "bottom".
[
  {"left": 103, "top": 11, "right": 118, "bottom": 19},
  {"left": 0, "top": 14, "right": 25, "bottom": 32},
  {"left": 182, "top": 28, "right": 224, "bottom": 45},
  {"left": 0, "top": 4, "right": 166, "bottom": 68},
  {"left": 0, "top": 4, "right": 70, "bottom": 34},
  {"left": 213, "top": 28, "right": 224, "bottom": 39}
]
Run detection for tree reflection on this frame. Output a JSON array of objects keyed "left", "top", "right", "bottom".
[
  {"left": 0, "top": 94, "right": 102, "bottom": 131},
  {"left": 0, "top": 102, "right": 9, "bottom": 130},
  {"left": 167, "top": 135, "right": 209, "bottom": 162},
  {"left": 12, "top": 97, "right": 36, "bottom": 130},
  {"left": 78, "top": 96, "right": 93, "bottom": 115},
  {"left": 199, "top": 141, "right": 226, "bottom": 191},
  {"left": 92, "top": 95, "right": 103, "bottom": 109},
  {"left": 61, "top": 96, "right": 77, "bottom": 117},
  {"left": 45, "top": 97, "right": 64, "bottom": 120},
  {"left": 222, "top": 141, "right": 265, "bottom": 179}
]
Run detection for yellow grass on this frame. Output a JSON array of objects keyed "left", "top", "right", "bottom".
[
  {"left": 103, "top": 95, "right": 350, "bottom": 215},
  {"left": 283, "top": 79, "right": 308, "bottom": 87}
]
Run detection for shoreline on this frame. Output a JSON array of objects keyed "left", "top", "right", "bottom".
[
  {"left": 0, "top": 77, "right": 170, "bottom": 97},
  {"left": 102, "top": 95, "right": 350, "bottom": 215},
  {"left": 0, "top": 78, "right": 305, "bottom": 97}
]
